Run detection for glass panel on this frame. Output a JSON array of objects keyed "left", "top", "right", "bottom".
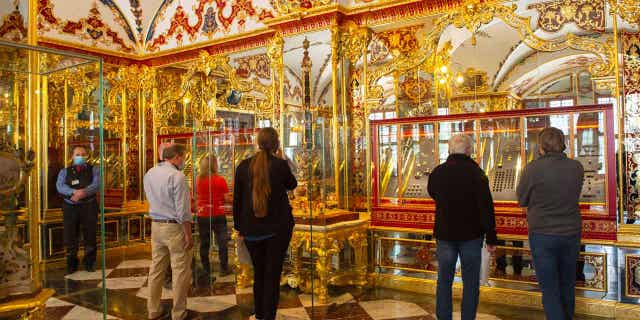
[
  {"left": 437, "top": 120, "right": 477, "bottom": 162},
  {"left": 478, "top": 118, "right": 522, "bottom": 201},
  {"left": 574, "top": 112, "right": 606, "bottom": 204},
  {"left": 399, "top": 123, "right": 436, "bottom": 199},
  {"left": 0, "top": 41, "right": 105, "bottom": 317},
  {"left": 524, "top": 114, "right": 570, "bottom": 163},
  {"left": 378, "top": 124, "right": 398, "bottom": 199}
]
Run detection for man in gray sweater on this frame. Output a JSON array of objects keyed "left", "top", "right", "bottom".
[{"left": 516, "top": 127, "right": 584, "bottom": 320}]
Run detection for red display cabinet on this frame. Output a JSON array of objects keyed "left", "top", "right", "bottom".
[{"left": 370, "top": 105, "right": 616, "bottom": 240}]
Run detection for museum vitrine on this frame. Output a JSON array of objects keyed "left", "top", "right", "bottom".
[
  {"left": 0, "top": 40, "right": 105, "bottom": 315},
  {"left": 157, "top": 128, "right": 257, "bottom": 190},
  {"left": 371, "top": 104, "right": 616, "bottom": 240}
]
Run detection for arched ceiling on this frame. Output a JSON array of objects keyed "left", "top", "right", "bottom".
[
  {"left": 31, "top": 0, "right": 397, "bottom": 56},
  {"left": 371, "top": 0, "right": 639, "bottom": 100}
]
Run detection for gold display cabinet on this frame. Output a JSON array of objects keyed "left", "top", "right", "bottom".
[{"left": 0, "top": 40, "right": 106, "bottom": 318}]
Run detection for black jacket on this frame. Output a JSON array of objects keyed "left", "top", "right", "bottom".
[
  {"left": 427, "top": 154, "right": 498, "bottom": 245},
  {"left": 233, "top": 154, "right": 297, "bottom": 237}
]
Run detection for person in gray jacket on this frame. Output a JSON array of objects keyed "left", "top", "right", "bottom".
[{"left": 516, "top": 127, "right": 584, "bottom": 320}]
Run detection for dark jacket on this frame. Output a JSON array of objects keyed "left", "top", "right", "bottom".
[
  {"left": 427, "top": 153, "right": 498, "bottom": 245},
  {"left": 516, "top": 152, "right": 584, "bottom": 236},
  {"left": 233, "top": 154, "right": 297, "bottom": 237}
]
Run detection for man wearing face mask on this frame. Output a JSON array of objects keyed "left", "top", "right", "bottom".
[
  {"left": 144, "top": 144, "right": 193, "bottom": 320},
  {"left": 56, "top": 145, "right": 100, "bottom": 274}
]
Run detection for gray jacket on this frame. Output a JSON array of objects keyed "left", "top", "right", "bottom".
[{"left": 516, "top": 152, "right": 584, "bottom": 236}]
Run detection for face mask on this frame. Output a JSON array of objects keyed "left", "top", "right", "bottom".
[{"left": 73, "top": 156, "right": 86, "bottom": 166}]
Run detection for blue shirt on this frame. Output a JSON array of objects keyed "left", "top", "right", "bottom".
[
  {"left": 143, "top": 162, "right": 192, "bottom": 224},
  {"left": 56, "top": 165, "right": 100, "bottom": 205}
]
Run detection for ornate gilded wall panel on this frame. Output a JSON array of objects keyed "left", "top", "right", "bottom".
[
  {"left": 623, "top": 32, "right": 640, "bottom": 219},
  {"left": 609, "top": 0, "right": 640, "bottom": 27},
  {"left": 625, "top": 254, "right": 640, "bottom": 298},
  {"left": 528, "top": 0, "right": 605, "bottom": 33}
]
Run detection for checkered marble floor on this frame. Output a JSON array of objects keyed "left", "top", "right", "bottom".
[{"left": 43, "top": 258, "right": 506, "bottom": 320}]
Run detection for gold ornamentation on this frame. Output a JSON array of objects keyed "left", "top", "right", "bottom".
[
  {"left": 272, "top": 0, "right": 333, "bottom": 15},
  {"left": 367, "top": 0, "right": 614, "bottom": 97},
  {"left": 287, "top": 219, "right": 369, "bottom": 303},
  {"left": 401, "top": 76, "right": 432, "bottom": 104},
  {"left": 625, "top": 254, "right": 640, "bottom": 297},
  {"left": 375, "top": 26, "right": 421, "bottom": 58},
  {"left": 0, "top": 1, "right": 27, "bottom": 42},
  {"left": 340, "top": 20, "right": 371, "bottom": 64},
  {"left": 609, "top": 0, "right": 640, "bottom": 26},
  {"left": 457, "top": 68, "right": 488, "bottom": 94},
  {"left": 583, "top": 254, "right": 606, "bottom": 291},
  {"left": 234, "top": 53, "right": 270, "bottom": 79},
  {"left": 623, "top": 33, "right": 640, "bottom": 95},
  {"left": 529, "top": 0, "right": 605, "bottom": 33},
  {"left": 0, "top": 141, "right": 35, "bottom": 300}
]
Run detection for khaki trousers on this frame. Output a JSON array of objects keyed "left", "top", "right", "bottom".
[{"left": 147, "top": 222, "right": 192, "bottom": 320}]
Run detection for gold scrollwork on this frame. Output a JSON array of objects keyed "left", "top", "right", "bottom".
[
  {"left": 340, "top": 20, "right": 371, "bottom": 65},
  {"left": 583, "top": 254, "right": 606, "bottom": 291},
  {"left": 609, "top": 0, "right": 640, "bottom": 27},
  {"left": 529, "top": 0, "right": 605, "bottom": 33},
  {"left": 272, "top": 0, "right": 333, "bottom": 15}
]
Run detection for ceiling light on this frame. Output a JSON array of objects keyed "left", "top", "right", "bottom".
[{"left": 439, "top": 65, "right": 448, "bottom": 74}]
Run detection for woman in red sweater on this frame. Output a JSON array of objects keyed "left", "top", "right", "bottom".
[{"left": 196, "top": 154, "right": 232, "bottom": 281}]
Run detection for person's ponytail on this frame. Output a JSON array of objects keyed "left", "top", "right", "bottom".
[{"left": 251, "top": 127, "right": 279, "bottom": 218}]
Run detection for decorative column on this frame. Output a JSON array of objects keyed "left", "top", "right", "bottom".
[
  {"left": 340, "top": 21, "right": 371, "bottom": 211},
  {"left": 267, "top": 32, "right": 284, "bottom": 133},
  {"left": 330, "top": 26, "right": 344, "bottom": 208}
]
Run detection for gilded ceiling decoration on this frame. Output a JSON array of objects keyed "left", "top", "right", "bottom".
[
  {"left": 272, "top": 0, "right": 332, "bottom": 15},
  {"left": 39, "top": 0, "right": 136, "bottom": 53},
  {"left": 528, "top": 0, "right": 605, "bottom": 33},
  {"left": 146, "top": 0, "right": 275, "bottom": 52},
  {"left": 0, "top": 3, "right": 26, "bottom": 42}
]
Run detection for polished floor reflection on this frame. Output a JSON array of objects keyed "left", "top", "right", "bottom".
[{"left": 41, "top": 245, "right": 607, "bottom": 320}]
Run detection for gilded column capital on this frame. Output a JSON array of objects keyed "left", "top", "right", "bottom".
[
  {"left": 340, "top": 21, "right": 371, "bottom": 65},
  {"left": 267, "top": 32, "right": 284, "bottom": 69}
]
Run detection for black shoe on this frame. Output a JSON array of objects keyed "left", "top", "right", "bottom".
[
  {"left": 85, "top": 264, "right": 95, "bottom": 273},
  {"left": 219, "top": 269, "right": 232, "bottom": 277}
]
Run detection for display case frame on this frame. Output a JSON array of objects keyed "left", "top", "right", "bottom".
[{"left": 370, "top": 104, "right": 616, "bottom": 241}]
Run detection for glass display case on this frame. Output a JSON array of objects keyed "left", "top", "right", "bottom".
[
  {"left": 0, "top": 40, "right": 105, "bottom": 317},
  {"left": 157, "top": 129, "right": 257, "bottom": 190},
  {"left": 371, "top": 104, "right": 616, "bottom": 240}
]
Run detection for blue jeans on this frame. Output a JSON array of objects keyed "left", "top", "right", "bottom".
[
  {"left": 436, "top": 237, "right": 483, "bottom": 320},
  {"left": 529, "top": 233, "right": 581, "bottom": 320}
]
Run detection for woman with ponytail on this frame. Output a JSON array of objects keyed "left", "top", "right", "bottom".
[{"left": 232, "top": 127, "right": 297, "bottom": 320}]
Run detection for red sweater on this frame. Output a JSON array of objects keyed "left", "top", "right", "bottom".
[{"left": 195, "top": 175, "right": 229, "bottom": 217}]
